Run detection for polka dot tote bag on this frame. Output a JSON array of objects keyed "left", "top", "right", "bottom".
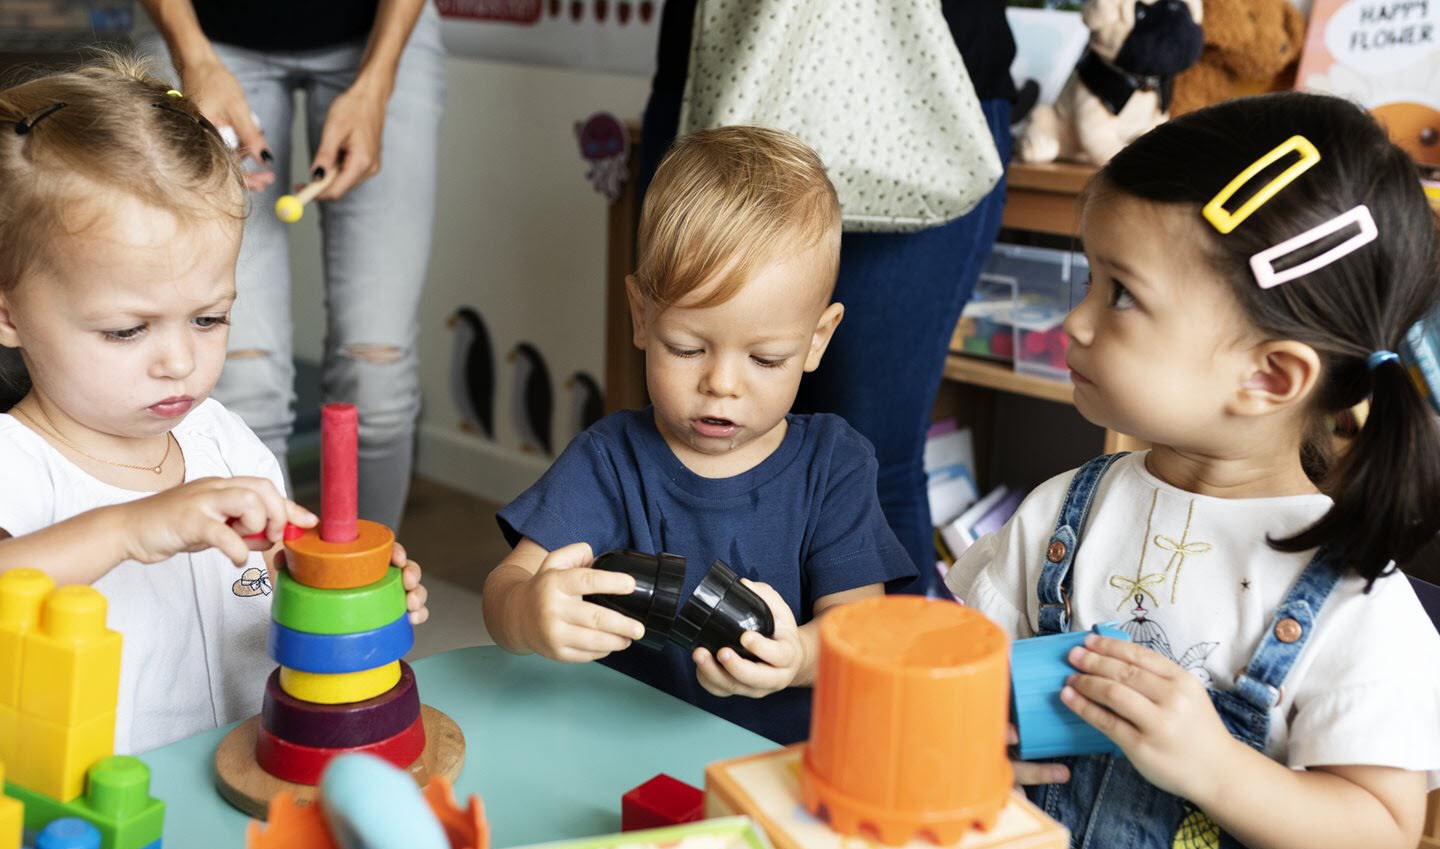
[{"left": 679, "top": 0, "right": 1003, "bottom": 232}]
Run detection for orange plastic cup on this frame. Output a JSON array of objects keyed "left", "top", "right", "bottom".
[{"left": 801, "top": 596, "right": 1012, "bottom": 845}]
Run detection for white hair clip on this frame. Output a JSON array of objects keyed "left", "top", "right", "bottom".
[{"left": 1248, "top": 205, "right": 1377, "bottom": 289}]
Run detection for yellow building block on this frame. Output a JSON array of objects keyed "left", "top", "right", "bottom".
[
  {"left": 12, "top": 709, "right": 115, "bottom": 803},
  {"left": 0, "top": 763, "right": 20, "bottom": 849},
  {"left": 19, "top": 585, "right": 121, "bottom": 726},
  {"left": 0, "top": 569, "right": 55, "bottom": 707},
  {"left": 0, "top": 706, "right": 13, "bottom": 769}
]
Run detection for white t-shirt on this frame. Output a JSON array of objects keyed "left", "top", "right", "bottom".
[
  {"left": 0, "top": 399, "right": 281, "bottom": 753},
  {"left": 946, "top": 451, "right": 1440, "bottom": 790}
]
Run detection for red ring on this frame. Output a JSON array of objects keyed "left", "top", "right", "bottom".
[{"left": 255, "top": 712, "right": 426, "bottom": 785}]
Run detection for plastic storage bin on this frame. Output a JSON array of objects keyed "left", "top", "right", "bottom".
[{"left": 952, "top": 242, "right": 1090, "bottom": 382}]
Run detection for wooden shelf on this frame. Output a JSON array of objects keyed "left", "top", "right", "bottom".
[
  {"left": 942, "top": 354, "right": 1074, "bottom": 406},
  {"left": 1000, "top": 161, "right": 1097, "bottom": 238}
]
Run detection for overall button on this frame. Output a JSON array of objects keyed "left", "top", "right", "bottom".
[
  {"left": 1046, "top": 540, "right": 1067, "bottom": 563},
  {"left": 1274, "top": 618, "right": 1303, "bottom": 643}
]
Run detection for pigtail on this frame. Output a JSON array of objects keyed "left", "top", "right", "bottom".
[{"left": 1274, "top": 359, "right": 1440, "bottom": 588}]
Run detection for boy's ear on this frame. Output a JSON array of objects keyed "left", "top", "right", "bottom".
[
  {"left": 803, "top": 302, "right": 845, "bottom": 372},
  {"left": 625, "top": 275, "right": 648, "bottom": 350},
  {"left": 0, "top": 293, "right": 20, "bottom": 349},
  {"left": 1231, "top": 340, "right": 1321, "bottom": 417}
]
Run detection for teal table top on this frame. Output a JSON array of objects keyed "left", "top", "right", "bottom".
[{"left": 141, "top": 646, "right": 777, "bottom": 848}]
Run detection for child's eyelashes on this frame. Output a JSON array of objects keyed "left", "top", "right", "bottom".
[
  {"left": 663, "top": 344, "right": 789, "bottom": 368},
  {"left": 103, "top": 326, "right": 145, "bottom": 342},
  {"left": 1109, "top": 282, "right": 1137, "bottom": 310},
  {"left": 101, "top": 315, "right": 231, "bottom": 341}
]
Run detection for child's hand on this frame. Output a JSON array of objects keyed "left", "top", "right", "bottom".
[
  {"left": 694, "top": 579, "right": 804, "bottom": 698},
  {"left": 120, "top": 476, "right": 316, "bottom": 566},
  {"left": 1062, "top": 634, "right": 1232, "bottom": 798},
  {"left": 1006, "top": 723, "right": 1071, "bottom": 786},
  {"left": 513, "top": 542, "right": 644, "bottom": 662},
  {"left": 392, "top": 541, "right": 428, "bottom": 625}
]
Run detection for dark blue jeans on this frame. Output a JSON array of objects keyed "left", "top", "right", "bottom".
[{"left": 794, "top": 99, "right": 1013, "bottom": 594}]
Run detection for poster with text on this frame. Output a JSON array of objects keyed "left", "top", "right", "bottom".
[{"left": 1296, "top": 0, "right": 1439, "bottom": 174}]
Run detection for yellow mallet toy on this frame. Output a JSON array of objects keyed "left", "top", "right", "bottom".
[{"left": 274, "top": 169, "right": 336, "bottom": 223}]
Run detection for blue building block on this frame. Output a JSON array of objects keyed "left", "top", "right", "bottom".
[
  {"left": 35, "top": 818, "right": 100, "bottom": 849},
  {"left": 267, "top": 614, "right": 413, "bottom": 674},
  {"left": 1011, "top": 622, "right": 1131, "bottom": 760}
]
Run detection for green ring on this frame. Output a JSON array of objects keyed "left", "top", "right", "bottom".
[{"left": 272, "top": 565, "right": 405, "bottom": 635}]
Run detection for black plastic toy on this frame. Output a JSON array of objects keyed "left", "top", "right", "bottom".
[
  {"left": 585, "top": 549, "right": 686, "bottom": 650},
  {"left": 584, "top": 551, "right": 774, "bottom": 661}
]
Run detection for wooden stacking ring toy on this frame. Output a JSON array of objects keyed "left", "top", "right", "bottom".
[
  {"left": 268, "top": 613, "right": 413, "bottom": 674},
  {"left": 255, "top": 713, "right": 426, "bottom": 785},
  {"left": 272, "top": 566, "right": 405, "bottom": 635},
  {"left": 283, "top": 520, "right": 395, "bottom": 589},
  {"left": 262, "top": 662, "right": 420, "bottom": 749},
  {"left": 279, "top": 661, "right": 401, "bottom": 705}
]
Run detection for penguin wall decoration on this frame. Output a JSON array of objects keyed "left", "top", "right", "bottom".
[
  {"left": 447, "top": 306, "right": 496, "bottom": 438},
  {"left": 564, "top": 371, "right": 605, "bottom": 443},
  {"left": 509, "top": 342, "right": 554, "bottom": 456}
]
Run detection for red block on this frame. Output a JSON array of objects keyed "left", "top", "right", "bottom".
[{"left": 621, "top": 773, "right": 703, "bottom": 831}]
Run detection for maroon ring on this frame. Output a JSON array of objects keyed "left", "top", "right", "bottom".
[{"left": 260, "top": 660, "right": 420, "bottom": 748}]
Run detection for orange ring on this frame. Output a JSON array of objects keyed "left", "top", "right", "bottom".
[
  {"left": 284, "top": 520, "right": 395, "bottom": 589},
  {"left": 256, "top": 711, "right": 425, "bottom": 785}
]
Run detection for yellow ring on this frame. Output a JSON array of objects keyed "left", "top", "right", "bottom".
[
  {"left": 1202, "top": 136, "right": 1320, "bottom": 234},
  {"left": 165, "top": 89, "right": 183, "bottom": 98},
  {"left": 279, "top": 661, "right": 401, "bottom": 705}
]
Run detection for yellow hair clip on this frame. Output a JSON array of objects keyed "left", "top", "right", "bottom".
[
  {"left": 1202, "top": 136, "right": 1321, "bottom": 234},
  {"left": 165, "top": 89, "right": 183, "bottom": 98}
]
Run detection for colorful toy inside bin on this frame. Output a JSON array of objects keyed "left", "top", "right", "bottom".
[
  {"left": 1010, "top": 623, "right": 1132, "bottom": 761},
  {"left": 801, "top": 596, "right": 1011, "bottom": 845}
]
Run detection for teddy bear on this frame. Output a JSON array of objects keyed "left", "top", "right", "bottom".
[
  {"left": 1018, "top": 0, "right": 1205, "bottom": 166},
  {"left": 1170, "top": 0, "right": 1307, "bottom": 117}
]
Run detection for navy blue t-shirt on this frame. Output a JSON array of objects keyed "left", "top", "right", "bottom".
[{"left": 497, "top": 408, "right": 915, "bottom": 743}]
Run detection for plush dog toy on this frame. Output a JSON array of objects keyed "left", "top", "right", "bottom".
[
  {"left": 1018, "top": 0, "right": 1204, "bottom": 166},
  {"left": 1170, "top": 0, "right": 1306, "bottom": 117}
]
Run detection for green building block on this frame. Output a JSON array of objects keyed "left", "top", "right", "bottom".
[
  {"left": 272, "top": 565, "right": 405, "bottom": 635},
  {"left": 6, "top": 755, "right": 164, "bottom": 849}
]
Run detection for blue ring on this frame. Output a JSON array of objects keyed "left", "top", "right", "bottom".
[
  {"left": 268, "top": 612, "right": 414, "bottom": 673},
  {"left": 1367, "top": 350, "right": 1399, "bottom": 371}
]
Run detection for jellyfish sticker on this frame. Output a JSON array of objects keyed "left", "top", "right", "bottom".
[{"left": 575, "top": 111, "right": 629, "bottom": 203}]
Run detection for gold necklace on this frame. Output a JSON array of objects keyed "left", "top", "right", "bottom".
[{"left": 11, "top": 405, "right": 172, "bottom": 475}]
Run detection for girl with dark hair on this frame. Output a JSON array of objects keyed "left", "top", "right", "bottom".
[{"left": 946, "top": 92, "right": 1440, "bottom": 849}]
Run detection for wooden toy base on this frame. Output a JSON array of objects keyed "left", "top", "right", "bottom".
[
  {"left": 706, "top": 745, "right": 1067, "bottom": 849},
  {"left": 214, "top": 704, "right": 465, "bottom": 818}
]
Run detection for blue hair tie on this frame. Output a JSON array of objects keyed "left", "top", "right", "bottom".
[{"left": 1367, "top": 350, "right": 1399, "bottom": 371}]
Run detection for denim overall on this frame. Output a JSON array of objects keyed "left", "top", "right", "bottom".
[{"left": 1026, "top": 454, "right": 1342, "bottom": 849}]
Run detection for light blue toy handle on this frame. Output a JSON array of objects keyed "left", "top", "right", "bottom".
[
  {"left": 1010, "top": 622, "right": 1132, "bottom": 761},
  {"left": 320, "top": 753, "right": 450, "bottom": 849}
]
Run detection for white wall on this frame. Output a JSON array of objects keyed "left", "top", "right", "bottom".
[{"left": 288, "top": 55, "right": 650, "bottom": 503}]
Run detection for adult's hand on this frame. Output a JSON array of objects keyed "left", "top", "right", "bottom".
[{"left": 180, "top": 59, "right": 276, "bottom": 192}]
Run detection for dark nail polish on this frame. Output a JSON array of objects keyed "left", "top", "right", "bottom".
[
  {"left": 312, "top": 166, "right": 326, "bottom": 180},
  {"left": 259, "top": 149, "right": 274, "bottom": 163}
]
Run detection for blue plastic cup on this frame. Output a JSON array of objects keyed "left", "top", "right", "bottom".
[{"left": 1010, "top": 622, "right": 1131, "bottom": 760}]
